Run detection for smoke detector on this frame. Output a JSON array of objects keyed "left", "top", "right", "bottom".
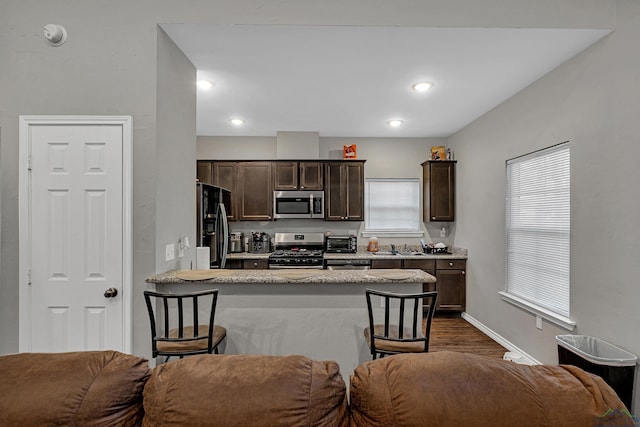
[{"left": 43, "top": 24, "right": 67, "bottom": 46}]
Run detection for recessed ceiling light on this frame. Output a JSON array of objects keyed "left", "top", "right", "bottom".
[
  {"left": 412, "top": 81, "right": 433, "bottom": 92},
  {"left": 387, "top": 120, "right": 403, "bottom": 128},
  {"left": 197, "top": 80, "right": 213, "bottom": 90},
  {"left": 230, "top": 119, "right": 245, "bottom": 126}
]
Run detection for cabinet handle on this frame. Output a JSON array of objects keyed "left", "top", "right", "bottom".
[
  {"left": 300, "top": 186, "right": 305, "bottom": 189},
  {"left": 461, "top": 271, "right": 465, "bottom": 275},
  {"left": 432, "top": 216, "right": 436, "bottom": 220},
  {"left": 253, "top": 262, "right": 258, "bottom": 267},
  {"left": 449, "top": 262, "right": 454, "bottom": 267}
]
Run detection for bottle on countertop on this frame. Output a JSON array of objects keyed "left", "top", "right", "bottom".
[{"left": 367, "top": 236, "right": 379, "bottom": 252}]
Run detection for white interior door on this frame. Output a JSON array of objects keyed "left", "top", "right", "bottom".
[{"left": 19, "top": 116, "right": 132, "bottom": 353}]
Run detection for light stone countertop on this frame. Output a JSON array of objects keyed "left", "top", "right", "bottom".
[
  {"left": 227, "top": 248, "right": 467, "bottom": 260},
  {"left": 146, "top": 268, "right": 436, "bottom": 285}
]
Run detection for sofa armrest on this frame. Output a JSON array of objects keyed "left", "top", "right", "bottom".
[
  {"left": 0, "top": 351, "right": 150, "bottom": 426},
  {"left": 349, "top": 351, "right": 632, "bottom": 427}
]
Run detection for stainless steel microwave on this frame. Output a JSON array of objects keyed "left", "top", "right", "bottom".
[{"left": 273, "top": 190, "right": 324, "bottom": 219}]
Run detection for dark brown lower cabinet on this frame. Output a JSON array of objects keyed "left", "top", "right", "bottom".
[
  {"left": 370, "top": 259, "right": 402, "bottom": 269},
  {"left": 227, "top": 259, "right": 269, "bottom": 269},
  {"left": 372, "top": 257, "right": 466, "bottom": 313},
  {"left": 434, "top": 259, "right": 466, "bottom": 313}
]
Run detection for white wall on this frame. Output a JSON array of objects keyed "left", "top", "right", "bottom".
[
  {"left": 0, "top": 1, "right": 161, "bottom": 357},
  {"left": 448, "top": 0, "right": 640, "bottom": 413},
  {"left": 156, "top": 28, "right": 197, "bottom": 273},
  {"left": 197, "top": 136, "right": 277, "bottom": 159}
]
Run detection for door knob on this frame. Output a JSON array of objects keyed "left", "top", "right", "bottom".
[{"left": 104, "top": 288, "right": 118, "bottom": 298}]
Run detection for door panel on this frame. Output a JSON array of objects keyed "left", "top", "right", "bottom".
[{"left": 29, "top": 124, "right": 124, "bottom": 352}]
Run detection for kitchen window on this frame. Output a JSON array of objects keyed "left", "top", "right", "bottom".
[
  {"left": 363, "top": 178, "right": 423, "bottom": 237},
  {"left": 499, "top": 142, "right": 575, "bottom": 330}
]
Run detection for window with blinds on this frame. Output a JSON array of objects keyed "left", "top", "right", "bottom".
[
  {"left": 504, "top": 142, "right": 571, "bottom": 320},
  {"left": 364, "top": 178, "right": 422, "bottom": 236}
]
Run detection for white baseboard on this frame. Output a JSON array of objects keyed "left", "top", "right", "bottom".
[{"left": 461, "top": 312, "right": 542, "bottom": 365}]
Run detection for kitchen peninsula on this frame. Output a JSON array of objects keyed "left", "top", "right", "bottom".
[{"left": 146, "top": 268, "right": 435, "bottom": 376}]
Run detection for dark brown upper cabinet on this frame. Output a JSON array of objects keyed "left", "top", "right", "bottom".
[
  {"left": 196, "top": 161, "right": 213, "bottom": 185},
  {"left": 237, "top": 162, "right": 273, "bottom": 221},
  {"left": 211, "top": 162, "right": 238, "bottom": 220},
  {"left": 324, "top": 161, "right": 365, "bottom": 221},
  {"left": 273, "top": 161, "right": 323, "bottom": 191},
  {"left": 422, "top": 160, "right": 456, "bottom": 222}
]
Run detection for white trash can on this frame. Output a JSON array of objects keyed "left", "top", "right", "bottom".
[{"left": 556, "top": 335, "right": 637, "bottom": 409}]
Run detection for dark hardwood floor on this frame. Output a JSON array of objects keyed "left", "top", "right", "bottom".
[{"left": 427, "top": 316, "right": 507, "bottom": 359}]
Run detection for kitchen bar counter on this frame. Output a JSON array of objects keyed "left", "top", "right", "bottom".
[
  {"left": 146, "top": 268, "right": 435, "bottom": 285},
  {"left": 145, "top": 268, "right": 433, "bottom": 380}
]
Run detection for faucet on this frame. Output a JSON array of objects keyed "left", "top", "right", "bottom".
[{"left": 390, "top": 244, "right": 398, "bottom": 255}]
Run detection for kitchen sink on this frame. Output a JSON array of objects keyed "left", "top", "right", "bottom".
[{"left": 372, "top": 251, "right": 425, "bottom": 256}]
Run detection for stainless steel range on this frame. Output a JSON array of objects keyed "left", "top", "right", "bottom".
[{"left": 268, "top": 233, "right": 325, "bottom": 269}]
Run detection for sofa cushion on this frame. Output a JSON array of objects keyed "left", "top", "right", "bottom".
[
  {"left": 349, "top": 351, "right": 633, "bottom": 427},
  {"left": 143, "top": 354, "right": 349, "bottom": 427},
  {"left": 0, "top": 350, "right": 150, "bottom": 426}
]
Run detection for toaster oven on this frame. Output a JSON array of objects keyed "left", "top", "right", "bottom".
[{"left": 324, "top": 235, "right": 357, "bottom": 253}]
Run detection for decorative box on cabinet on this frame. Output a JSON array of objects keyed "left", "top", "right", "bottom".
[{"left": 422, "top": 160, "right": 456, "bottom": 222}]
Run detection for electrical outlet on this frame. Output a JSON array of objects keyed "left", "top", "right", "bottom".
[
  {"left": 536, "top": 315, "right": 543, "bottom": 330},
  {"left": 178, "top": 239, "right": 184, "bottom": 258},
  {"left": 165, "top": 244, "right": 175, "bottom": 261}
]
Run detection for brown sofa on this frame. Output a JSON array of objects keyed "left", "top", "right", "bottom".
[
  {"left": 350, "top": 351, "right": 634, "bottom": 427},
  {"left": 0, "top": 350, "right": 633, "bottom": 427}
]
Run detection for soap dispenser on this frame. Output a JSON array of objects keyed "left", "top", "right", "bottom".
[{"left": 367, "top": 236, "right": 379, "bottom": 252}]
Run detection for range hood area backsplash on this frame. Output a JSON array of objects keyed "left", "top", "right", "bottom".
[
  {"left": 276, "top": 131, "right": 319, "bottom": 159},
  {"left": 229, "top": 220, "right": 450, "bottom": 250}
]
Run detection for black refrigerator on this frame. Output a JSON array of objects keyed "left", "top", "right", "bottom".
[{"left": 196, "top": 182, "right": 232, "bottom": 268}]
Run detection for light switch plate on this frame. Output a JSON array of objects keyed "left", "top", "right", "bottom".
[{"left": 165, "top": 244, "right": 175, "bottom": 261}]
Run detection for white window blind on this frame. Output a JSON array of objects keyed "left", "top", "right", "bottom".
[
  {"left": 505, "top": 143, "right": 570, "bottom": 318},
  {"left": 364, "top": 179, "right": 421, "bottom": 235}
]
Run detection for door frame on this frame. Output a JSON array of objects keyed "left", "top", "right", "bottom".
[{"left": 18, "top": 115, "right": 133, "bottom": 353}]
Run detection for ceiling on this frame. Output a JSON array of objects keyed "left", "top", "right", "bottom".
[{"left": 161, "top": 24, "right": 609, "bottom": 138}]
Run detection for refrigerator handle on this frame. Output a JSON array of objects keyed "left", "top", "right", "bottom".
[{"left": 218, "top": 203, "right": 229, "bottom": 268}]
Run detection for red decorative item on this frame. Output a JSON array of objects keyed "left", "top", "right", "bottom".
[{"left": 343, "top": 144, "right": 357, "bottom": 159}]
